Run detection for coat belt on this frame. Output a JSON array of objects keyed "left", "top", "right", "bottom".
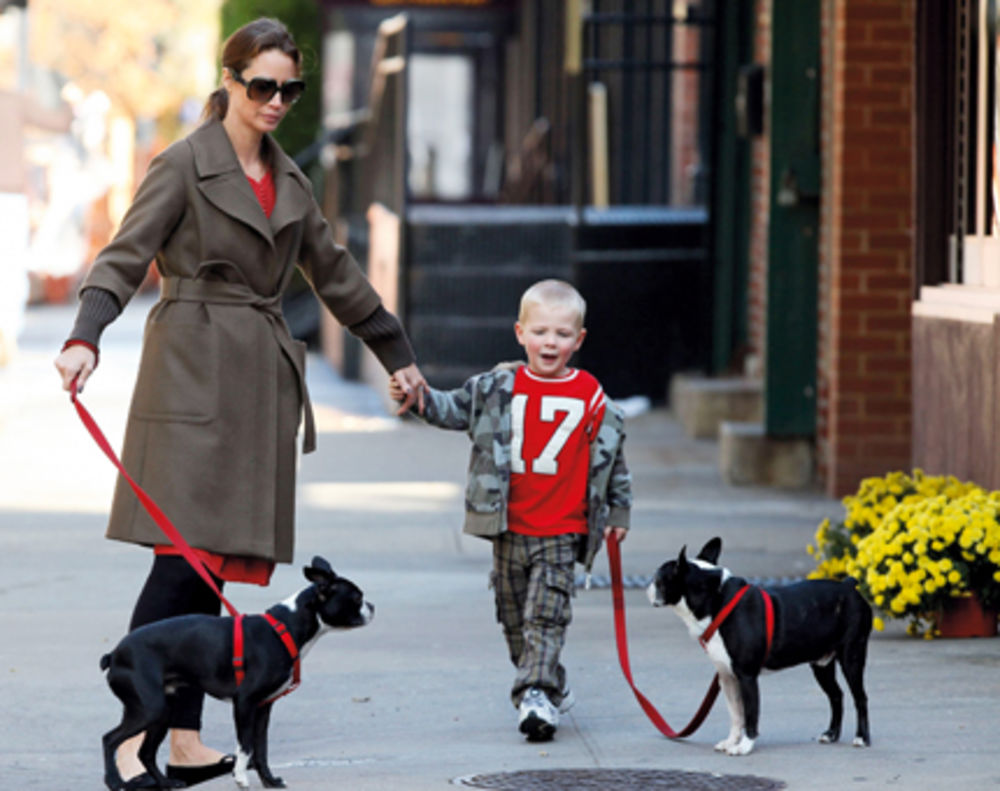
[{"left": 159, "top": 277, "right": 317, "bottom": 453}]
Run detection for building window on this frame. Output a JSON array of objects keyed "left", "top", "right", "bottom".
[{"left": 951, "top": 0, "right": 999, "bottom": 285}]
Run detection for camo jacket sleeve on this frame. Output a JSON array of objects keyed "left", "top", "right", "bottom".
[{"left": 419, "top": 377, "right": 479, "bottom": 432}]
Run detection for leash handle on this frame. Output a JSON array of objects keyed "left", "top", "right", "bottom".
[
  {"left": 70, "top": 379, "right": 241, "bottom": 618},
  {"left": 607, "top": 532, "right": 719, "bottom": 739}
]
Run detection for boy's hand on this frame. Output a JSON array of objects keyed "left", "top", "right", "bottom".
[
  {"left": 604, "top": 525, "right": 628, "bottom": 544},
  {"left": 390, "top": 363, "right": 427, "bottom": 416}
]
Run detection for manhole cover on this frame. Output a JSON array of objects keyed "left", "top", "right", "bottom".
[{"left": 454, "top": 768, "right": 786, "bottom": 790}]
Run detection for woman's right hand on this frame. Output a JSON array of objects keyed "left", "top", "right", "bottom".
[{"left": 55, "top": 344, "right": 97, "bottom": 393}]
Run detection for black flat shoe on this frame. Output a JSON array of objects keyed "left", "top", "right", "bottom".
[
  {"left": 121, "top": 772, "right": 157, "bottom": 790},
  {"left": 165, "top": 754, "right": 236, "bottom": 786}
]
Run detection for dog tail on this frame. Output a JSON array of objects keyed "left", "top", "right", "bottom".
[{"left": 100, "top": 653, "right": 112, "bottom": 672}]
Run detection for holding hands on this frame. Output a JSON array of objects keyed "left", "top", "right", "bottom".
[{"left": 390, "top": 363, "right": 427, "bottom": 415}]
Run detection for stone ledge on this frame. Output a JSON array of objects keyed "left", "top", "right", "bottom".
[
  {"left": 718, "top": 421, "right": 814, "bottom": 489},
  {"left": 669, "top": 374, "right": 763, "bottom": 438}
]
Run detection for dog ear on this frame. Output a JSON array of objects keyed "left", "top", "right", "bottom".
[
  {"left": 696, "top": 537, "right": 722, "bottom": 564},
  {"left": 303, "top": 556, "right": 337, "bottom": 584},
  {"left": 677, "top": 545, "right": 689, "bottom": 572}
]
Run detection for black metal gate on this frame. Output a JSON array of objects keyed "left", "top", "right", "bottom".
[{"left": 580, "top": 0, "right": 717, "bottom": 207}]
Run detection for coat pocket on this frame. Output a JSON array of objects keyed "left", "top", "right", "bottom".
[{"left": 130, "top": 307, "right": 218, "bottom": 423}]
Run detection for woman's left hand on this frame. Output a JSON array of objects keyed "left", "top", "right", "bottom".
[{"left": 391, "top": 363, "right": 427, "bottom": 415}]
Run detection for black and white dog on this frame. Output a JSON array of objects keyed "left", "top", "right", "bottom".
[
  {"left": 647, "top": 538, "right": 872, "bottom": 755},
  {"left": 101, "top": 557, "right": 373, "bottom": 790}
]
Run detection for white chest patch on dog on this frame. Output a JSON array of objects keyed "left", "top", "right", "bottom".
[{"left": 671, "top": 598, "right": 734, "bottom": 673}]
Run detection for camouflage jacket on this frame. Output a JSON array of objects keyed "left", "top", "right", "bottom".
[{"left": 417, "top": 363, "right": 632, "bottom": 570}]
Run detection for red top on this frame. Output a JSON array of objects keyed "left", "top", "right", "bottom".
[
  {"left": 246, "top": 170, "right": 276, "bottom": 217},
  {"left": 152, "top": 168, "right": 278, "bottom": 586},
  {"left": 507, "top": 366, "right": 606, "bottom": 537}
]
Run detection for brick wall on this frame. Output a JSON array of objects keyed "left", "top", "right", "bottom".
[
  {"left": 747, "top": 0, "right": 771, "bottom": 373},
  {"left": 818, "top": 0, "right": 915, "bottom": 496}
]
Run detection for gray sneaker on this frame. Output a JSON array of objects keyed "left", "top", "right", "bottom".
[{"left": 518, "top": 687, "right": 558, "bottom": 741}]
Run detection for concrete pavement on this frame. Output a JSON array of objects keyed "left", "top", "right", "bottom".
[{"left": 1, "top": 298, "right": 998, "bottom": 790}]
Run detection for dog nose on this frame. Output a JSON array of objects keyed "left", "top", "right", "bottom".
[{"left": 364, "top": 602, "right": 375, "bottom": 622}]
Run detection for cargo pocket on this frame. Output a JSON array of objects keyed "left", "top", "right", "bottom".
[
  {"left": 535, "top": 565, "right": 574, "bottom": 628},
  {"left": 131, "top": 305, "right": 218, "bottom": 424}
]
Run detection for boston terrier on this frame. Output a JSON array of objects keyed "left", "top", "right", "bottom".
[
  {"left": 101, "top": 557, "right": 373, "bottom": 790},
  {"left": 647, "top": 538, "right": 871, "bottom": 755}
]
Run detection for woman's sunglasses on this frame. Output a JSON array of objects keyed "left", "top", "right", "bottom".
[{"left": 230, "top": 70, "right": 305, "bottom": 105}]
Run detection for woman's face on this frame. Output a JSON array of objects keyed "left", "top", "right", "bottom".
[{"left": 224, "top": 48, "right": 300, "bottom": 136}]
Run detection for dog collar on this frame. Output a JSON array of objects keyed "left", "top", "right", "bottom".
[{"left": 699, "top": 585, "right": 774, "bottom": 662}]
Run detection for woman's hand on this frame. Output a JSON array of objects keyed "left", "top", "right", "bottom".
[
  {"left": 55, "top": 344, "right": 97, "bottom": 393},
  {"left": 390, "top": 363, "right": 427, "bottom": 415}
]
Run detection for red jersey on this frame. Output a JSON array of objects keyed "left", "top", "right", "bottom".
[{"left": 507, "top": 366, "right": 607, "bottom": 537}]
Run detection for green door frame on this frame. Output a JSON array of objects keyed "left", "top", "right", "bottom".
[
  {"left": 710, "top": 0, "right": 755, "bottom": 374},
  {"left": 765, "top": 0, "right": 821, "bottom": 436}
]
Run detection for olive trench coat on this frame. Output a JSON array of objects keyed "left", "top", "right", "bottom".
[{"left": 82, "top": 118, "right": 382, "bottom": 563}]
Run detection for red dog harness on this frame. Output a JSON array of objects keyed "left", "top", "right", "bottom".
[
  {"left": 699, "top": 583, "right": 775, "bottom": 661},
  {"left": 232, "top": 614, "right": 301, "bottom": 703}
]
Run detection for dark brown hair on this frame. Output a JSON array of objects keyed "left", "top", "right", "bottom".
[{"left": 203, "top": 18, "right": 302, "bottom": 121}]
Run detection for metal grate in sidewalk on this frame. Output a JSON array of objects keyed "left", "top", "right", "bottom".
[{"left": 454, "top": 768, "right": 786, "bottom": 790}]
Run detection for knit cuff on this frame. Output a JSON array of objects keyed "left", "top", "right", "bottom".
[
  {"left": 67, "top": 287, "right": 122, "bottom": 348},
  {"left": 349, "top": 305, "right": 415, "bottom": 373}
]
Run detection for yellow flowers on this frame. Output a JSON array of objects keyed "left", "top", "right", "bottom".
[{"left": 808, "top": 470, "right": 1000, "bottom": 638}]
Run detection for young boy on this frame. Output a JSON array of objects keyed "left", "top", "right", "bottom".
[{"left": 391, "top": 279, "right": 631, "bottom": 742}]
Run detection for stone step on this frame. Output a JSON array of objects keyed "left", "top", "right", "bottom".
[
  {"left": 669, "top": 373, "right": 763, "bottom": 438},
  {"left": 718, "top": 420, "right": 814, "bottom": 489}
]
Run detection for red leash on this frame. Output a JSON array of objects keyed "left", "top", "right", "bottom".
[
  {"left": 71, "top": 381, "right": 299, "bottom": 694},
  {"left": 606, "top": 533, "right": 774, "bottom": 739}
]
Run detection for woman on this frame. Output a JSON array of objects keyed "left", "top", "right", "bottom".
[{"left": 54, "top": 18, "right": 425, "bottom": 789}]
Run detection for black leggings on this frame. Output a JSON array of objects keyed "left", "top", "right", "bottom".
[{"left": 129, "top": 555, "right": 225, "bottom": 731}]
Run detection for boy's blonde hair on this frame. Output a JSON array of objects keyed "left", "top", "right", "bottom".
[{"left": 518, "top": 279, "right": 586, "bottom": 328}]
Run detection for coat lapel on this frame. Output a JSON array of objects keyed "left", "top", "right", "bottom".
[
  {"left": 190, "top": 120, "right": 275, "bottom": 247},
  {"left": 268, "top": 142, "right": 313, "bottom": 238}
]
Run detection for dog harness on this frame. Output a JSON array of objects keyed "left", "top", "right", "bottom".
[
  {"left": 232, "top": 614, "right": 301, "bottom": 703},
  {"left": 699, "top": 584, "right": 775, "bottom": 661}
]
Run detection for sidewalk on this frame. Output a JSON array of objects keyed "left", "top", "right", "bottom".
[{"left": 1, "top": 300, "right": 998, "bottom": 791}]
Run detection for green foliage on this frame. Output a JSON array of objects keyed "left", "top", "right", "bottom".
[{"left": 219, "top": 0, "right": 322, "bottom": 159}]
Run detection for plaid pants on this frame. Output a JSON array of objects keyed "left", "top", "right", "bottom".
[{"left": 491, "top": 531, "right": 578, "bottom": 707}]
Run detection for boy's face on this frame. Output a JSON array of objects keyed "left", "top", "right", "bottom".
[{"left": 514, "top": 302, "right": 586, "bottom": 378}]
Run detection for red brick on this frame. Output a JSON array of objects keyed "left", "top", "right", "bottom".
[
  {"left": 865, "top": 272, "right": 913, "bottom": 290},
  {"left": 868, "top": 231, "right": 912, "bottom": 250},
  {"left": 865, "top": 313, "right": 913, "bottom": 333},
  {"left": 846, "top": 3, "right": 907, "bottom": 22},
  {"left": 841, "top": 251, "right": 904, "bottom": 269},
  {"left": 844, "top": 86, "right": 907, "bottom": 106}
]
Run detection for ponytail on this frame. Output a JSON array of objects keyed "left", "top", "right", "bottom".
[{"left": 203, "top": 87, "right": 229, "bottom": 122}]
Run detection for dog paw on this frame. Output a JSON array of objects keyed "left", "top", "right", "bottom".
[
  {"left": 726, "top": 735, "right": 755, "bottom": 755},
  {"left": 818, "top": 730, "right": 839, "bottom": 744},
  {"left": 852, "top": 736, "right": 870, "bottom": 748},
  {"left": 261, "top": 776, "right": 286, "bottom": 789}
]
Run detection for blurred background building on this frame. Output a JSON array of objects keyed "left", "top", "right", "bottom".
[{"left": 1, "top": 0, "right": 992, "bottom": 501}]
